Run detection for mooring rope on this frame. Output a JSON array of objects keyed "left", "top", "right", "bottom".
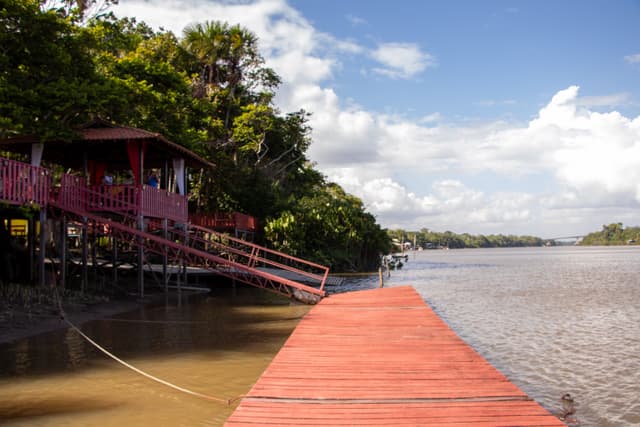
[{"left": 51, "top": 279, "right": 244, "bottom": 406}]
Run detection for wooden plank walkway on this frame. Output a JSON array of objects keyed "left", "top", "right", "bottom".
[{"left": 225, "top": 286, "right": 565, "bottom": 426}]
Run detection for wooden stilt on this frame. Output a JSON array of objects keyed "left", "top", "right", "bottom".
[
  {"left": 112, "top": 233, "right": 118, "bottom": 287},
  {"left": 162, "top": 218, "right": 168, "bottom": 296},
  {"left": 28, "top": 215, "right": 35, "bottom": 283},
  {"left": 60, "top": 215, "right": 67, "bottom": 288},
  {"left": 38, "top": 208, "right": 46, "bottom": 287},
  {"left": 81, "top": 216, "right": 88, "bottom": 293},
  {"left": 91, "top": 220, "right": 98, "bottom": 285},
  {"left": 137, "top": 214, "right": 144, "bottom": 298}
]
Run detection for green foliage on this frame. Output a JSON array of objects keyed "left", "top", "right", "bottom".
[
  {"left": 265, "top": 184, "right": 391, "bottom": 272},
  {"left": 580, "top": 223, "right": 640, "bottom": 246},
  {"left": 390, "top": 228, "right": 545, "bottom": 249},
  {"left": 0, "top": 0, "right": 105, "bottom": 139}
]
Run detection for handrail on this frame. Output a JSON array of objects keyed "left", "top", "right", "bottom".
[
  {"left": 0, "top": 158, "right": 50, "bottom": 207},
  {"left": 55, "top": 177, "right": 188, "bottom": 223},
  {"left": 141, "top": 185, "right": 188, "bottom": 222},
  {"left": 187, "top": 223, "right": 330, "bottom": 292}
]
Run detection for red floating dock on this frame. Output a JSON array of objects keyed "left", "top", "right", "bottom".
[{"left": 225, "top": 286, "right": 565, "bottom": 426}]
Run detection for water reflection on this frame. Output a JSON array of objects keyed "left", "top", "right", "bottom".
[{"left": 0, "top": 288, "right": 309, "bottom": 426}]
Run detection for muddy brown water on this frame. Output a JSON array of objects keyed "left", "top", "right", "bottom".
[
  {"left": 1, "top": 246, "right": 639, "bottom": 426},
  {"left": 0, "top": 289, "right": 311, "bottom": 426}
]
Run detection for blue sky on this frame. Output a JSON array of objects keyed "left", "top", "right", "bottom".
[{"left": 113, "top": 0, "right": 640, "bottom": 237}]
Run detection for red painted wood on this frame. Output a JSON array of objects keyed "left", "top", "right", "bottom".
[
  {"left": 0, "top": 158, "right": 49, "bottom": 207},
  {"left": 226, "top": 286, "right": 566, "bottom": 426}
]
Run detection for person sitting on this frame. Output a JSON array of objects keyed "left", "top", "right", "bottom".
[
  {"left": 102, "top": 172, "right": 113, "bottom": 185},
  {"left": 147, "top": 172, "right": 158, "bottom": 188}
]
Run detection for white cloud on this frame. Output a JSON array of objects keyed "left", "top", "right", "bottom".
[
  {"left": 475, "top": 99, "right": 517, "bottom": 107},
  {"left": 319, "top": 85, "right": 640, "bottom": 235},
  {"left": 370, "top": 43, "right": 436, "bottom": 79},
  {"left": 624, "top": 53, "right": 640, "bottom": 64},
  {"left": 346, "top": 14, "right": 367, "bottom": 26},
  {"left": 419, "top": 112, "right": 443, "bottom": 124},
  {"left": 112, "top": 0, "right": 640, "bottom": 236},
  {"left": 577, "top": 93, "right": 631, "bottom": 108}
]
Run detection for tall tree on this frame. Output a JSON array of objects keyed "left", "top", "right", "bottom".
[{"left": 0, "top": 0, "right": 104, "bottom": 139}]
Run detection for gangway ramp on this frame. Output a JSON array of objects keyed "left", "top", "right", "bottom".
[
  {"left": 47, "top": 173, "right": 328, "bottom": 303},
  {"left": 51, "top": 203, "right": 325, "bottom": 303}
]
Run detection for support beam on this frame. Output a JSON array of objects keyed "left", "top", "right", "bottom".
[
  {"left": 162, "top": 218, "right": 168, "bottom": 296},
  {"left": 60, "top": 215, "right": 67, "bottom": 288},
  {"left": 112, "top": 233, "right": 118, "bottom": 287},
  {"left": 82, "top": 216, "right": 88, "bottom": 293},
  {"left": 38, "top": 208, "right": 46, "bottom": 287}
]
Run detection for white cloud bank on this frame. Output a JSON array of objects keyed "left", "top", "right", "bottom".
[{"left": 114, "top": 0, "right": 640, "bottom": 237}]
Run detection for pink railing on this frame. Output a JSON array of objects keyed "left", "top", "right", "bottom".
[
  {"left": 56, "top": 174, "right": 87, "bottom": 211},
  {"left": 87, "top": 184, "right": 139, "bottom": 214},
  {"left": 187, "top": 223, "right": 330, "bottom": 292},
  {"left": 140, "top": 185, "right": 187, "bottom": 223},
  {"left": 190, "top": 212, "right": 257, "bottom": 232},
  {"left": 234, "top": 212, "right": 257, "bottom": 231},
  {"left": 0, "top": 158, "right": 50, "bottom": 207},
  {"left": 55, "top": 173, "right": 187, "bottom": 222}
]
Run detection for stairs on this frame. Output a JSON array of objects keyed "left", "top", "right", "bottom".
[{"left": 1, "top": 160, "right": 328, "bottom": 303}]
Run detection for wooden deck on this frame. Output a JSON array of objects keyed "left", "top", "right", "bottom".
[{"left": 225, "top": 286, "right": 565, "bottom": 426}]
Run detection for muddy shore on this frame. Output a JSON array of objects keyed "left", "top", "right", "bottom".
[{"left": 0, "top": 283, "right": 186, "bottom": 346}]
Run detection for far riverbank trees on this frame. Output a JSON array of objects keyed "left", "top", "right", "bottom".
[{"left": 388, "top": 229, "right": 545, "bottom": 249}]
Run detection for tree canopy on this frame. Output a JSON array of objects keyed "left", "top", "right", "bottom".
[
  {"left": 0, "top": 0, "right": 391, "bottom": 271},
  {"left": 580, "top": 223, "right": 640, "bottom": 246}
]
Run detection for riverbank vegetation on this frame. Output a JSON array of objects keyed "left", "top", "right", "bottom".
[
  {"left": 579, "top": 223, "right": 640, "bottom": 246},
  {"left": 1, "top": 0, "right": 390, "bottom": 272},
  {"left": 388, "top": 229, "right": 545, "bottom": 249}
]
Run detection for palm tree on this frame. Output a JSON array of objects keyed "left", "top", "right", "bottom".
[{"left": 182, "top": 21, "right": 229, "bottom": 89}]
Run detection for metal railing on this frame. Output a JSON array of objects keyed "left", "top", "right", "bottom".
[
  {"left": 54, "top": 174, "right": 188, "bottom": 223},
  {"left": 190, "top": 212, "right": 257, "bottom": 232},
  {"left": 187, "top": 223, "right": 329, "bottom": 293},
  {"left": 0, "top": 158, "right": 50, "bottom": 207},
  {"left": 140, "top": 185, "right": 187, "bottom": 223}
]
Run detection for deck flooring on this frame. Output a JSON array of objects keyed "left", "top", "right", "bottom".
[{"left": 225, "top": 286, "right": 565, "bottom": 426}]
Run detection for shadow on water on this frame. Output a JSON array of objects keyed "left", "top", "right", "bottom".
[
  {"left": 0, "top": 285, "right": 307, "bottom": 379},
  {"left": 0, "top": 396, "right": 123, "bottom": 421}
]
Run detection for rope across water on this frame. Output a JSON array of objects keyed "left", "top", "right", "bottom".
[{"left": 52, "top": 284, "right": 244, "bottom": 406}]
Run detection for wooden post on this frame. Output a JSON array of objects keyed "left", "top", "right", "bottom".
[
  {"left": 162, "top": 218, "right": 168, "bottom": 296},
  {"left": 137, "top": 214, "right": 144, "bottom": 298},
  {"left": 60, "top": 215, "right": 67, "bottom": 288},
  {"left": 81, "top": 216, "right": 88, "bottom": 293},
  {"left": 137, "top": 143, "right": 144, "bottom": 298},
  {"left": 38, "top": 208, "right": 46, "bottom": 287},
  {"left": 91, "top": 220, "right": 98, "bottom": 285},
  {"left": 28, "top": 215, "right": 35, "bottom": 283},
  {"left": 378, "top": 267, "right": 384, "bottom": 288},
  {"left": 112, "top": 232, "right": 118, "bottom": 287}
]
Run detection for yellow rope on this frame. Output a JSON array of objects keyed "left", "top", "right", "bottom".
[
  {"left": 64, "top": 318, "right": 242, "bottom": 405},
  {"left": 52, "top": 283, "right": 244, "bottom": 406}
]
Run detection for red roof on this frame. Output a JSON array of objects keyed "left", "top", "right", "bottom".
[{"left": 0, "top": 120, "right": 214, "bottom": 170}]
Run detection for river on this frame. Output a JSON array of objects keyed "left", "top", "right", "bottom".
[
  {"left": 372, "top": 246, "right": 640, "bottom": 426},
  {"left": 0, "top": 246, "right": 638, "bottom": 426}
]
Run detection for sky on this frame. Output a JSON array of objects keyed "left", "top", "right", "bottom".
[{"left": 112, "top": 0, "right": 640, "bottom": 238}]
